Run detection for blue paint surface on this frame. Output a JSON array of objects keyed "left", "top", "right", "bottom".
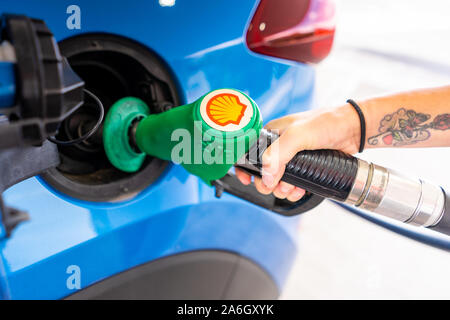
[
  {"left": 0, "top": 0, "right": 316, "bottom": 299},
  {"left": 0, "top": 62, "right": 15, "bottom": 108}
]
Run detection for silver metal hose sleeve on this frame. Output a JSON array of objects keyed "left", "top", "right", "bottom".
[{"left": 345, "top": 159, "right": 445, "bottom": 227}]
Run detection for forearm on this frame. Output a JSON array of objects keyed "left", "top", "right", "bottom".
[
  {"left": 240, "top": 86, "right": 450, "bottom": 199},
  {"left": 349, "top": 86, "right": 450, "bottom": 148}
]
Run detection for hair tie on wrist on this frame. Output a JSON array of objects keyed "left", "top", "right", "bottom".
[{"left": 346, "top": 99, "right": 366, "bottom": 153}]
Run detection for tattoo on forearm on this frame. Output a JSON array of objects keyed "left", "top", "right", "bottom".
[{"left": 368, "top": 108, "right": 450, "bottom": 146}]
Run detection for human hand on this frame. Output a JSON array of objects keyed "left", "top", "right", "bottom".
[{"left": 235, "top": 104, "right": 360, "bottom": 202}]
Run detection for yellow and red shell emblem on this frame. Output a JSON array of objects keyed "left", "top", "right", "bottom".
[{"left": 205, "top": 93, "right": 247, "bottom": 127}]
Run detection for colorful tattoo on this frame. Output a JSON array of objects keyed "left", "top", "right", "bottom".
[{"left": 368, "top": 108, "right": 450, "bottom": 146}]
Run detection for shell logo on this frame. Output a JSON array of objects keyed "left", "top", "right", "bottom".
[
  {"left": 200, "top": 89, "right": 254, "bottom": 132},
  {"left": 206, "top": 93, "right": 247, "bottom": 127}
]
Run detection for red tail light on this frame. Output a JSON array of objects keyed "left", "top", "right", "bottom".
[{"left": 246, "top": 0, "right": 336, "bottom": 64}]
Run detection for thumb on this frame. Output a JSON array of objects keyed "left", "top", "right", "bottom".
[{"left": 261, "top": 127, "right": 309, "bottom": 188}]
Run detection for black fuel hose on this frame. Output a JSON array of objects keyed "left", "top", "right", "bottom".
[{"left": 236, "top": 129, "right": 358, "bottom": 201}]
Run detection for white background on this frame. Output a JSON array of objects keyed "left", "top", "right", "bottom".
[{"left": 282, "top": 0, "right": 450, "bottom": 299}]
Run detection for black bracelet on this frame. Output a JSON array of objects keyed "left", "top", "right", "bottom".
[{"left": 346, "top": 99, "right": 366, "bottom": 153}]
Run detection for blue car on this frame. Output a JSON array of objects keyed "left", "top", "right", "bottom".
[{"left": 0, "top": 0, "right": 335, "bottom": 299}]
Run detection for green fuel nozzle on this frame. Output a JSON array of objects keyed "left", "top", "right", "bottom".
[{"left": 103, "top": 89, "right": 262, "bottom": 184}]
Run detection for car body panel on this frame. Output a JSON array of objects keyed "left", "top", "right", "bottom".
[{"left": 0, "top": 0, "right": 316, "bottom": 299}]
